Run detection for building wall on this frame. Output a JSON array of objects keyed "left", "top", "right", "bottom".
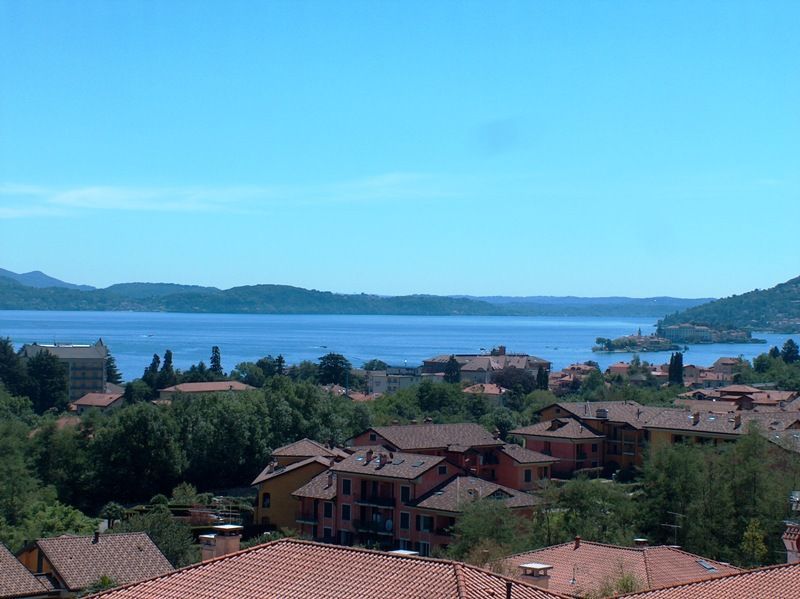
[
  {"left": 254, "top": 461, "right": 330, "bottom": 529},
  {"left": 493, "top": 452, "right": 551, "bottom": 490}
]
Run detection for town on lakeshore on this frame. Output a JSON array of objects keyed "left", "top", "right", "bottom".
[{"left": 2, "top": 333, "right": 800, "bottom": 598}]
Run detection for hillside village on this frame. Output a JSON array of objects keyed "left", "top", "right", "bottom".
[{"left": 2, "top": 339, "right": 800, "bottom": 598}]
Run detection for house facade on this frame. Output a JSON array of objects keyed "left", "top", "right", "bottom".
[{"left": 20, "top": 339, "right": 108, "bottom": 402}]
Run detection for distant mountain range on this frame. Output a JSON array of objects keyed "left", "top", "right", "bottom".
[
  {"left": 0, "top": 267, "right": 712, "bottom": 317},
  {"left": 0, "top": 268, "right": 94, "bottom": 291},
  {"left": 660, "top": 275, "right": 800, "bottom": 333}
]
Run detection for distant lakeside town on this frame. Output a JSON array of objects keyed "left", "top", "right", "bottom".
[{"left": 2, "top": 330, "right": 800, "bottom": 598}]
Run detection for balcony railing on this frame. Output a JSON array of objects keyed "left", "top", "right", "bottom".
[
  {"left": 355, "top": 495, "right": 396, "bottom": 508},
  {"left": 353, "top": 519, "right": 394, "bottom": 535},
  {"left": 295, "top": 513, "right": 318, "bottom": 524}
]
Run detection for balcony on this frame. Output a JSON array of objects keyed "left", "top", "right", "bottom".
[
  {"left": 295, "top": 513, "right": 318, "bottom": 524},
  {"left": 353, "top": 519, "right": 394, "bottom": 536},
  {"left": 355, "top": 495, "right": 396, "bottom": 508}
]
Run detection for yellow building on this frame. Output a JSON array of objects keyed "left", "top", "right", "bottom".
[{"left": 252, "top": 456, "right": 332, "bottom": 530}]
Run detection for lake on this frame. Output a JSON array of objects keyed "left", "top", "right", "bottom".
[{"left": 0, "top": 310, "right": 794, "bottom": 381}]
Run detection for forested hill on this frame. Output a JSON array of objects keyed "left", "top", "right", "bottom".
[
  {"left": 660, "top": 275, "right": 800, "bottom": 332},
  {"left": 0, "top": 274, "right": 710, "bottom": 317}
]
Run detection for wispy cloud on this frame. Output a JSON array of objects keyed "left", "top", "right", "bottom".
[{"left": 0, "top": 173, "right": 459, "bottom": 218}]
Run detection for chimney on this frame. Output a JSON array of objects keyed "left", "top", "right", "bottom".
[
  {"left": 784, "top": 524, "right": 800, "bottom": 564},
  {"left": 506, "top": 581, "right": 512, "bottom": 599},
  {"left": 518, "top": 563, "right": 553, "bottom": 589},
  {"left": 574, "top": 536, "right": 581, "bottom": 549},
  {"left": 327, "top": 471, "right": 334, "bottom": 488},
  {"left": 201, "top": 524, "right": 243, "bottom": 561},
  {"left": 692, "top": 412, "right": 700, "bottom": 425},
  {"left": 365, "top": 449, "right": 374, "bottom": 463},
  {"left": 410, "top": 418, "right": 418, "bottom": 424},
  {"left": 498, "top": 345, "right": 506, "bottom": 356},
  {"left": 92, "top": 531, "right": 100, "bottom": 544},
  {"left": 424, "top": 417, "right": 433, "bottom": 423},
  {"left": 734, "top": 414, "right": 742, "bottom": 429},
  {"left": 634, "top": 538, "right": 648, "bottom": 547}
]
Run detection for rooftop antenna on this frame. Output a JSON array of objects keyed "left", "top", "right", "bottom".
[{"left": 660, "top": 511, "right": 685, "bottom": 546}]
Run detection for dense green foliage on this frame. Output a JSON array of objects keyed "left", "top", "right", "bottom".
[
  {"left": 0, "top": 275, "right": 711, "bottom": 316},
  {"left": 661, "top": 274, "right": 800, "bottom": 332}
]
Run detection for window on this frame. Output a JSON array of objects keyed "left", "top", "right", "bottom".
[
  {"left": 323, "top": 527, "right": 332, "bottom": 540},
  {"left": 341, "top": 504, "right": 351, "bottom": 521},
  {"left": 438, "top": 465, "right": 447, "bottom": 475},
  {"left": 400, "top": 512, "right": 410, "bottom": 530},
  {"left": 369, "top": 433, "right": 377, "bottom": 441},
  {"left": 261, "top": 493, "right": 271, "bottom": 508},
  {"left": 399, "top": 538, "right": 411, "bottom": 550},
  {"left": 524, "top": 469, "right": 532, "bottom": 483},
  {"left": 416, "top": 515, "right": 433, "bottom": 532},
  {"left": 419, "top": 541, "right": 431, "bottom": 557},
  {"left": 591, "top": 443, "right": 598, "bottom": 452},
  {"left": 401, "top": 485, "right": 410, "bottom": 503},
  {"left": 538, "top": 467, "right": 549, "bottom": 479},
  {"left": 324, "top": 502, "right": 333, "bottom": 518},
  {"left": 342, "top": 478, "right": 351, "bottom": 496}
]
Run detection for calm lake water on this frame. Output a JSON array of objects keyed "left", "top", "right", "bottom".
[{"left": 1, "top": 310, "right": 795, "bottom": 381}]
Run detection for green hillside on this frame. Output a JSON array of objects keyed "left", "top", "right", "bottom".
[{"left": 660, "top": 275, "right": 800, "bottom": 332}]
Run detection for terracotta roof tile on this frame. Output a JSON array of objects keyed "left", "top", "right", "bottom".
[
  {"left": 621, "top": 561, "right": 800, "bottom": 598},
  {"left": 366, "top": 423, "right": 502, "bottom": 451},
  {"left": 87, "top": 539, "right": 565, "bottom": 599},
  {"left": 499, "top": 443, "right": 558, "bottom": 464},
  {"left": 291, "top": 470, "right": 338, "bottom": 500},
  {"left": 35, "top": 532, "right": 173, "bottom": 591},
  {"left": 251, "top": 455, "right": 332, "bottom": 486},
  {"left": 0, "top": 543, "right": 49, "bottom": 598},
  {"left": 512, "top": 418, "right": 604, "bottom": 439},
  {"left": 331, "top": 450, "right": 447, "bottom": 480},
  {"left": 158, "top": 381, "right": 255, "bottom": 393},
  {"left": 415, "top": 476, "right": 539, "bottom": 513},
  {"left": 503, "top": 541, "right": 740, "bottom": 597},
  {"left": 72, "top": 393, "right": 123, "bottom": 408},
  {"left": 271, "top": 438, "right": 349, "bottom": 459}
]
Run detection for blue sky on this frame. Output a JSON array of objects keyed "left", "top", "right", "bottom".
[{"left": 1, "top": 1, "right": 798, "bottom": 297}]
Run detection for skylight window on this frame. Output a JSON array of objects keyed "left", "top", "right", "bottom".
[{"left": 697, "top": 560, "right": 718, "bottom": 573}]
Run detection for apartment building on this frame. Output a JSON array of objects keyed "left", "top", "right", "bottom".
[{"left": 20, "top": 339, "right": 108, "bottom": 402}]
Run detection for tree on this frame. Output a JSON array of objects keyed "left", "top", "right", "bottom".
[
  {"left": 25, "top": 351, "right": 69, "bottom": 413},
  {"left": 123, "top": 379, "right": 154, "bottom": 403},
  {"left": 209, "top": 346, "right": 224, "bottom": 378},
  {"left": 156, "top": 350, "right": 177, "bottom": 389},
  {"left": 443, "top": 355, "right": 461, "bottom": 384},
  {"left": 668, "top": 352, "right": 684, "bottom": 385},
  {"left": 105, "top": 353, "right": 123, "bottom": 385},
  {"left": 363, "top": 359, "right": 389, "bottom": 371},
  {"left": 100, "top": 502, "right": 125, "bottom": 529},
  {"left": 536, "top": 367, "right": 549, "bottom": 390},
  {"left": 90, "top": 404, "right": 186, "bottom": 504},
  {"left": 492, "top": 367, "right": 536, "bottom": 394},
  {"left": 739, "top": 518, "right": 768, "bottom": 567},
  {"left": 768, "top": 346, "right": 781, "bottom": 359},
  {"left": 781, "top": 339, "right": 799, "bottom": 364},
  {"left": 448, "top": 499, "right": 528, "bottom": 560},
  {"left": 275, "top": 354, "right": 286, "bottom": 376},
  {"left": 231, "top": 362, "right": 266, "bottom": 387},
  {"left": 0, "top": 337, "right": 29, "bottom": 396},
  {"left": 116, "top": 506, "right": 196, "bottom": 567},
  {"left": 141, "top": 354, "right": 161, "bottom": 390},
  {"left": 318, "top": 353, "right": 352, "bottom": 386}
]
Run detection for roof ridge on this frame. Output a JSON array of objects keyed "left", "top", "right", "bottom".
[
  {"left": 86, "top": 537, "right": 572, "bottom": 599},
  {"left": 453, "top": 562, "right": 468, "bottom": 599},
  {"left": 616, "top": 561, "right": 800, "bottom": 597}
]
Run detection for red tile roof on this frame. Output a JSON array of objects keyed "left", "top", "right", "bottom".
[
  {"left": 415, "top": 476, "right": 539, "bottom": 513},
  {"left": 291, "top": 470, "right": 338, "bottom": 500},
  {"left": 271, "top": 438, "right": 349, "bottom": 459},
  {"left": 331, "top": 449, "right": 447, "bottom": 480},
  {"left": 72, "top": 392, "right": 123, "bottom": 408},
  {"left": 365, "top": 423, "right": 502, "bottom": 451},
  {"left": 512, "top": 418, "right": 604, "bottom": 440},
  {"left": 158, "top": 381, "right": 255, "bottom": 393},
  {"left": 0, "top": 543, "right": 50, "bottom": 598},
  {"left": 503, "top": 541, "right": 741, "bottom": 597},
  {"left": 251, "top": 455, "right": 332, "bottom": 486},
  {"left": 499, "top": 443, "right": 558, "bottom": 464},
  {"left": 34, "top": 533, "right": 173, "bottom": 591},
  {"left": 621, "top": 561, "right": 800, "bottom": 598},
  {"left": 463, "top": 383, "right": 508, "bottom": 396},
  {"left": 87, "top": 539, "right": 566, "bottom": 599}
]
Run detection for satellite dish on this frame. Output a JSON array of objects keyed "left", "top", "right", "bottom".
[{"left": 385, "top": 519, "right": 393, "bottom": 532}]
